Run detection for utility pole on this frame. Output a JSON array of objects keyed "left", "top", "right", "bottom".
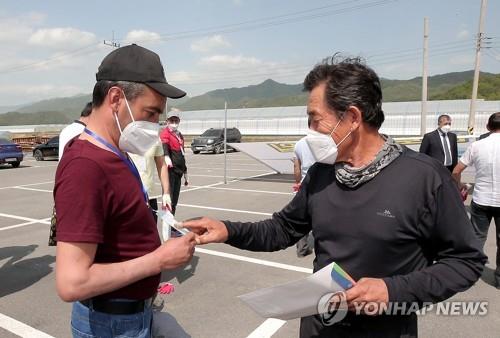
[
  {"left": 421, "top": 17, "right": 429, "bottom": 136},
  {"left": 104, "top": 31, "right": 120, "bottom": 49},
  {"left": 224, "top": 101, "right": 228, "bottom": 184},
  {"left": 468, "top": 0, "right": 487, "bottom": 135}
]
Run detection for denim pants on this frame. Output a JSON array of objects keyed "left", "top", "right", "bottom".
[
  {"left": 71, "top": 300, "right": 153, "bottom": 338},
  {"left": 470, "top": 200, "right": 500, "bottom": 285}
]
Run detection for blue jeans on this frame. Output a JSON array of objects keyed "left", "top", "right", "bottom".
[{"left": 71, "top": 300, "right": 153, "bottom": 338}]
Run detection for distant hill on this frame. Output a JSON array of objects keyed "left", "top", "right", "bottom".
[
  {"left": 1, "top": 70, "right": 499, "bottom": 125},
  {"left": 16, "top": 94, "right": 92, "bottom": 120},
  {"left": 0, "top": 111, "right": 71, "bottom": 126},
  {"left": 431, "top": 73, "right": 500, "bottom": 100},
  {"left": 177, "top": 79, "right": 304, "bottom": 110}
]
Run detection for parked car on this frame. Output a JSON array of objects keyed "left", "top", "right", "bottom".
[
  {"left": 33, "top": 136, "right": 59, "bottom": 161},
  {"left": 0, "top": 138, "right": 23, "bottom": 168},
  {"left": 191, "top": 128, "right": 242, "bottom": 154}
]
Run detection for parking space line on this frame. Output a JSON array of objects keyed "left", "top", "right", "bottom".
[
  {"left": 202, "top": 186, "right": 293, "bottom": 195},
  {"left": 14, "top": 186, "right": 52, "bottom": 193},
  {"left": 195, "top": 248, "right": 312, "bottom": 274},
  {"left": 188, "top": 167, "right": 271, "bottom": 172},
  {"left": 178, "top": 203, "right": 273, "bottom": 216},
  {"left": 0, "top": 181, "right": 53, "bottom": 190},
  {"left": 0, "top": 213, "right": 51, "bottom": 226},
  {"left": 0, "top": 313, "right": 55, "bottom": 338},
  {"left": 246, "top": 318, "right": 287, "bottom": 338},
  {"left": 0, "top": 218, "right": 51, "bottom": 231}
]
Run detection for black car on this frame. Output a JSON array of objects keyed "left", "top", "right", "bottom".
[
  {"left": 33, "top": 136, "right": 59, "bottom": 161},
  {"left": 0, "top": 138, "right": 23, "bottom": 168},
  {"left": 191, "top": 128, "right": 242, "bottom": 154}
]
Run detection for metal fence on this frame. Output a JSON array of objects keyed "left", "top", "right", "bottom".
[{"left": 178, "top": 100, "right": 500, "bottom": 136}]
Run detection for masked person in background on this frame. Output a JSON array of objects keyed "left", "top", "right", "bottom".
[
  {"left": 419, "top": 114, "right": 458, "bottom": 172},
  {"left": 183, "top": 56, "right": 486, "bottom": 338},
  {"left": 160, "top": 109, "right": 188, "bottom": 216},
  {"left": 54, "top": 44, "right": 196, "bottom": 338}
]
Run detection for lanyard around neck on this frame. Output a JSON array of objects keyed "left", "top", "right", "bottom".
[{"left": 83, "top": 128, "right": 149, "bottom": 204}]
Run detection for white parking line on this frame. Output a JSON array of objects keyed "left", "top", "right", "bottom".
[
  {"left": 13, "top": 186, "right": 53, "bottom": 193},
  {"left": 246, "top": 318, "right": 287, "bottom": 338},
  {"left": 0, "top": 313, "right": 55, "bottom": 338},
  {"left": 195, "top": 248, "right": 312, "bottom": 274},
  {"left": 188, "top": 167, "right": 271, "bottom": 172},
  {"left": 178, "top": 203, "right": 273, "bottom": 216},
  {"left": 0, "top": 212, "right": 51, "bottom": 224},
  {"left": 0, "top": 181, "right": 53, "bottom": 190},
  {"left": 0, "top": 218, "right": 51, "bottom": 231},
  {"left": 202, "top": 186, "right": 293, "bottom": 195}
]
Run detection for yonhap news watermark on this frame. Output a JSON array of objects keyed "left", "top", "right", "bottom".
[{"left": 317, "top": 292, "right": 489, "bottom": 326}]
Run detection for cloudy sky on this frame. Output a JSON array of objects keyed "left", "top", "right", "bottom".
[{"left": 0, "top": 0, "right": 499, "bottom": 106}]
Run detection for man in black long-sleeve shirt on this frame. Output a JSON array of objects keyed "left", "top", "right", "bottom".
[{"left": 184, "top": 56, "right": 486, "bottom": 338}]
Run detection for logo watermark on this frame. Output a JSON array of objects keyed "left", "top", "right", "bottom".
[{"left": 317, "top": 296, "right": 488, "bottom": 326}]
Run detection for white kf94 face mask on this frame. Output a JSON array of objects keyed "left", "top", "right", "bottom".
[
  {"left": 440, "top": 125, "right": 451, "bottom": 134},
  {"left": 305, "top": 119, "right": 352, "bottom": 165},
  {"left": 113, "top": 93, "right": 160, "bottom": 155}
]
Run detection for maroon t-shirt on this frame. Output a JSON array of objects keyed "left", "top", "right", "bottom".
[{"left": 54, "top": 138, "right": 161, "bottom": 300}]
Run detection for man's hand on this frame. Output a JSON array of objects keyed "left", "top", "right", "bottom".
[
  {"left": 182, "top": 217, "right": 228, "bottom": 244},
  {"left": 153, "top": 233, "right": 197, "bottom": 271},
  {"left": 162, "top": 193, "right": 172, "bottom": 211},
  {"left": 345, "top": 278, "right": 389, "bottom": 315},
  {"left": 184, "top": 173, "right": 189, "bottom": 186}
]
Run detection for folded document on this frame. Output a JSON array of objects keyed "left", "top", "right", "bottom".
[{"left": 239, "top": 262, "right": 355, "bottom": 320}]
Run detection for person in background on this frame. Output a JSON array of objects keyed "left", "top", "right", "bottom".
[
  {"left": 58, "top": 102, "right": 92, "bottom": 159},
  {"left": 183, "top": 56, "right": 486, "bottom": 338},
  {"left": 54, "top": 44, "right": 196, "bottom": 338},
  {"left": 129, "top": 139, "right": 171, "bottom": 222},
  {"left": 293, "top": 118, "right": 316, "bottom": 257},
  {"left": 452, "top": 112, "right": 500, "bottom": 289},
  {"left": 419, "top": 114, "right": 458, "bottom": 172},
  {"left": 160, "top": 109, "right": 188, "bottom": 216}
]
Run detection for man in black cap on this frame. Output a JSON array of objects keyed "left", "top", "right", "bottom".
[{"left": 54, "top": 44, "right": 197, "bottom": 338}]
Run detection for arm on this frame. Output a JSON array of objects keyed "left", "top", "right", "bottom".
[
  {"left": 451, "top": 161, "right": 467, "bottom": 187},
  {"left": 293, "top": 158, "right": 302, "bottom": 184},
  {"left": 183, "top": 172, "right": 312, "bottom": 251},
  {"left": 382, "top": 174, "right": 486, "bottom": 305},
  {"left": 56, "top": 234, "right": 196, "bottom": 302},
  {"left": 419, "top": 134, "right": 430, "bottom": 155}
]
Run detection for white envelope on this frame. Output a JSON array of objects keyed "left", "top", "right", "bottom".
[{"left": 238, "top": 262, "right": 349, "bottom": 320}]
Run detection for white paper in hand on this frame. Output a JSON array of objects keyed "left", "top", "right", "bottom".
[
  {"left": 238, "top": 262, "right": 348, "bottom": 320},
  {"left": 158, "top": 209, "right": 189, "bottom": 239}
]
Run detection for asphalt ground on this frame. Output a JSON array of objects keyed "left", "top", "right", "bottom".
[{"left": 0, "top": 150, "right": 498, "bottom": 338}]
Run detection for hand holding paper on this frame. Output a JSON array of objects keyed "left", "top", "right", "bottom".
[
  {"left": 182, "top": 217, "right": 228, "bottom": 244},
  {"left": 345, "top": 277, "right": 388, "bottom": 314}
]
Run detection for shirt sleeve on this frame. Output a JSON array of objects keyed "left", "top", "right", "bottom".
[
  {"left": 383, "top": 170, "right": 486, "bottom": 304},
  {"left": 154, "top": 141, "right": 164, "bottom": 157},
  {"left": 224, "top": 172, "right": 312, "bottom": 251},
  {"left": 54, "top": 158, "right": 110, "bottom": 243},
  {"left": 459, "top": 143, "right": 474, "bottom": 167}
]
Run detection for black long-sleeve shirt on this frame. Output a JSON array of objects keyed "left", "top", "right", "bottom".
[{"left": 224, "top": 147, "right": 486, "bottom": 337}]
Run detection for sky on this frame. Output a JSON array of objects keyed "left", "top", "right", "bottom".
[{"left": 0, "top": 0, "right": 499, "bottom": 106}]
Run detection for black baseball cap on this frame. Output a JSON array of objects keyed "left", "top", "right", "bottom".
[{"left": 96, "top": 44, "right": 186, "bottom": 99}]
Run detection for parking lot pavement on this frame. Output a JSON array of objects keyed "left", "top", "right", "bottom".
[{"left": 0, "top": 152, "right": 498, "bottom": 338}]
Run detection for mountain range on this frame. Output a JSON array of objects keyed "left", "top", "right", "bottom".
[{"left": 1, "top": 70, "right": 499, "bottom": 125}]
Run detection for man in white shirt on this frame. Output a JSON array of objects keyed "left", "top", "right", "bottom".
[
  {"left": 453, "top": 112, "right": 500, "bottom": 288},
  {"left": 130, "top": 140, "right": 171, "bottom": 222},
  {"left": 58, "top": 102, "right": 92, "bottom": 160},
  {"left": 293, "top": 126, "right": 316, "bottom": 257}
]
